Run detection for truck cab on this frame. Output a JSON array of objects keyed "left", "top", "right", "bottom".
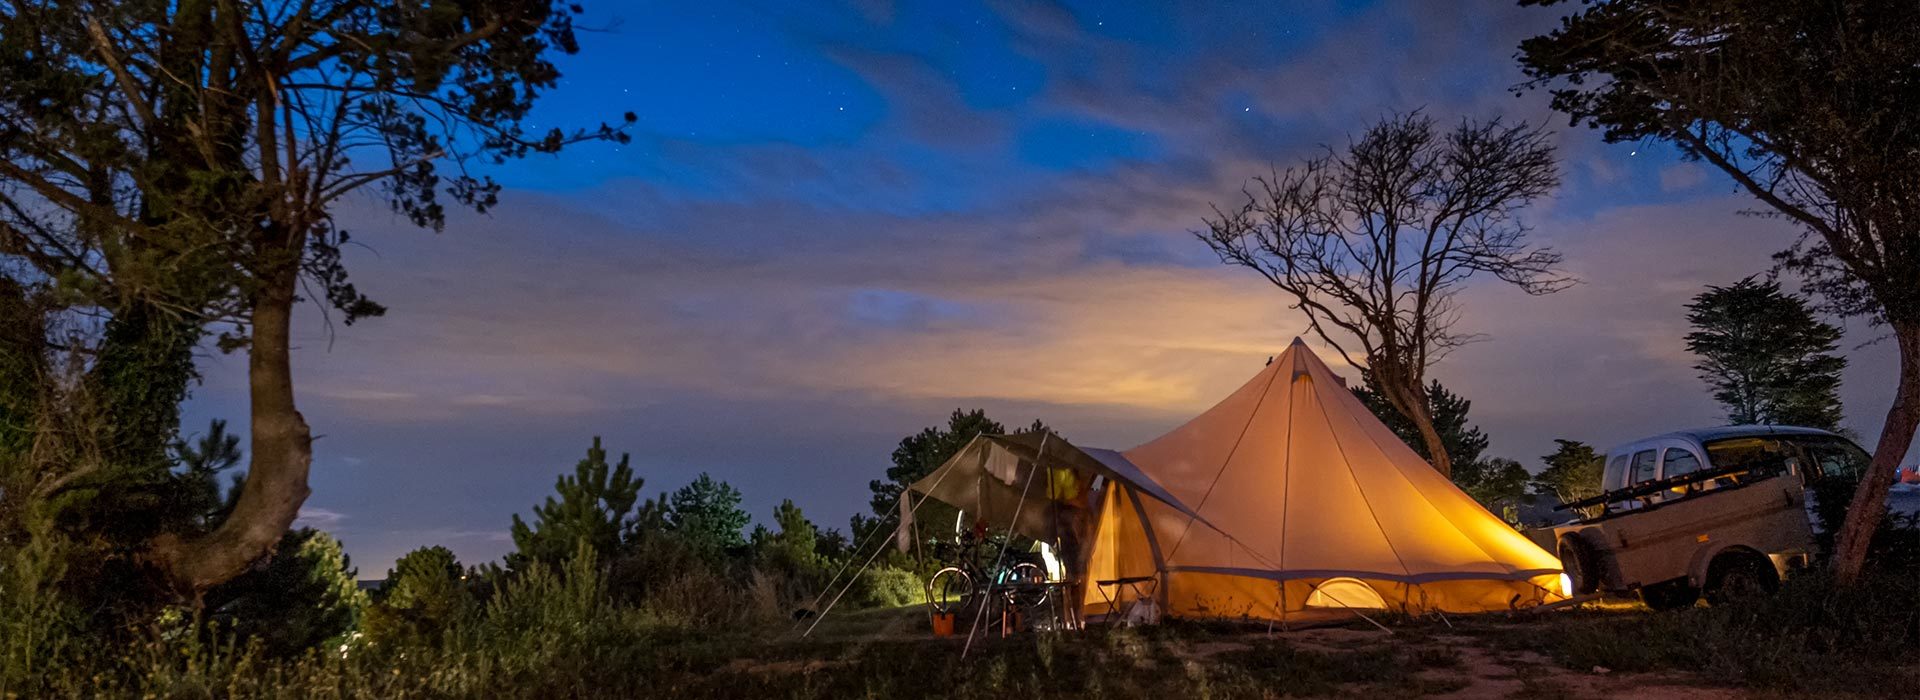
[{"left": 1543, "top": 426, "right": 1871, "bottom": 610}]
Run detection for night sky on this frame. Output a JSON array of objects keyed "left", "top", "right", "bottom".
[{"left": 180, "top": 0, "right": 1910, "bottom": 574}]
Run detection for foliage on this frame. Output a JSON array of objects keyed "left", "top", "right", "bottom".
[
  {"left": 206, "top": 528, "right": 366, "bottom": 659},
  {"left": 1199, "top": 112, "right": 1567, "bottom": 477},
  {"left": 1353, "top": 373, "right": 1525, "bottom": 515},
  {"left": 1353, "top": 374, "right": 1489, "bottom": 469},
  {"left": 750, "top": 499, "right": 829, "bottom": 604},
  {"left": 509, "top": 437, "right": 642, "bottom": 572},
  {"left": 1517, "top": 0, "right": 1920, "bottom": 582},
  {"left": 168, "top": 419, "right": 245, "bottom": 535},
  {"left": 1685, "top": 277, "right": 1847, "bottom": 429},
  {"left": 0, "top": 514, "right": 85, "bottom": 696},
  {"left": 668, "top": 473, "right": 751, "bottom": 559},
  {"left": 1452, "top": 458, "right": 1530, "bottom": 521},
  {"left": 844, "top": 566, "right": 927, "bottom": 609},
  {"left": 0, "top": 0, "right": 631, "bottom": 593},
  {"left": 364, "top": 546, "right": 475, "bottom": 648},
  {"left": 1531, "top": 439, "right": 1603, "bottom": 517}
]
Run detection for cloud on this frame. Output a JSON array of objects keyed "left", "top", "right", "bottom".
[
  {"left": 295, "top": 507, "right": 349, "bottom": 529},
  {"left": 183, "top": 0, "right": 1912, "bottom": 574},
  {"left": 1660, "top": 163, "right": 1707, "bottom": 192}
]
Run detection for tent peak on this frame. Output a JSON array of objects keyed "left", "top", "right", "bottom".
[{"left": 1289, "top": 336, "right": 1308, "bottom": 347}]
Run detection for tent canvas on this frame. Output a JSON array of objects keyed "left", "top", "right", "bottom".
[
  {"left": 898, "top": 431, "right": 1209, "bottom": 552},
  {"left": 1079, "top": 339, "right": 1567, "bottom": 620}
]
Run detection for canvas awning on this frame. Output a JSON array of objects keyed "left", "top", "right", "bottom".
[{"left": 898, "top": 431, "right": 1210, "bottom": 551}]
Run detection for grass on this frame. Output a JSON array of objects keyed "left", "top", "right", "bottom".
[
  {"left": 12, "top": 565, "right": 1919, "bottom": 698},
  {"left": 1465, "top": 570, "right": 1920, "bottom": 698}
]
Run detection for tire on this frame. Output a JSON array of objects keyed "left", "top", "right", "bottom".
[
  {"left": 1558, "top": 536, "right": 1601, "bottom": 595},
  {"left": 927, "top": 567, "right": 974, "bottom": 614},
  {"left": 1639, "top": 580, "right": 1699, "bottom": 611},
  {"left": 1704, "top": 554, "right": 1778, "bottom": 607}
]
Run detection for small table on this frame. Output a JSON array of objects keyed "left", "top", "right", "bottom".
[{"left": 1093, "top": 576, "right": 1158, "bottom": 625}]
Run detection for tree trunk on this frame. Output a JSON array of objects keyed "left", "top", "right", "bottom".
[
  {"left": 1379, "top": 371, "right": 1453, "bottom": 477},
  {"left": 1830, "top": 321, "right": 1920, "bottom": 583},
  {"left": 1407, "top": 396, "right": 1454, "bottom": 478},
  {"left": 147, "top": 265, "right": 311, "bottom": 594}
]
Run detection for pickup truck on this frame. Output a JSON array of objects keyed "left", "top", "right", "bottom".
[{"left": 1534, "top": 425, "right": 1870, "bottom": 610}]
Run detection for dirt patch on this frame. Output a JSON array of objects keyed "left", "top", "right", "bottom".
[{"left": 1413, "top": 631, "right": 1743, "bottom": 699}]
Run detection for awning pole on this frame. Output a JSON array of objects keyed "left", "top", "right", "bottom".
[
  {"left": 961, "top": 431, "right": 1049, "bottom": 658},
  {"left": 796, "top": 457, "right": 965, "bottom": 637}
]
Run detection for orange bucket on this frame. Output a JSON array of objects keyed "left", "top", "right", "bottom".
[{"left": 930, "top": 611, "right": 956, "bottom": 637}]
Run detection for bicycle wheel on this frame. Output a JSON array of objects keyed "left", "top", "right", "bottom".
[
  {"left": 1005, "top": 562, "right": 1049, "bottom": 607},
  {"left": 927, "top": 566, "right": 974, "bottom": 614}
]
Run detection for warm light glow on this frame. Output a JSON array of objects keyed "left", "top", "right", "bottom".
[
  {"left": 1305, "top": 578, "right": 1388, "bottom": 609},
  {"left": 1558, "top": 573, "right": 1573, "bottom": 598}
]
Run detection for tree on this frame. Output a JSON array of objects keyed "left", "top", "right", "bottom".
[
  {"left": 205, "top": 528, "right": 365, "bottom": 658},
  {"left": 170, "top": 419, "right": 245, "bottom": 534},
  {"left": 1198, "top": 113, "right": 1569, "bottom": 477},
  {"left": 751, "top": 499, "right": 820, "bottom": 570},
  {"left": 1532, "top": 439, "right": 1604, "bottom": 519},
  {"left": 1454, "top": 457, "right": 1531, "bottom": 522},
  {"left": 364, "top": 545, "right": 471, "bottom": 647},
  {"left": 0, "top": 1, "right": 630, "bottom": 595},
  {"left": 1517, "top": 0, "right": 1920, "bottom": 581},
  {"left": 509, "top": 437, "right": 642, "bottom": 572},
  {"left": 1685, "top": 277, "right": 1847, "bottom": 430},
  {"left": 1354, "top": 374, "right": 1490, "bottom": 472},
  {"left": 668, "top": 473, "right": 750, "bottom": 558}
]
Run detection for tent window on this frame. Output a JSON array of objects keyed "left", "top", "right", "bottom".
[{"left": 1304, "top": 577, "right": 1388, "bottom": 610}]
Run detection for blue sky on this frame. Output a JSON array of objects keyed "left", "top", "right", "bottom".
[{"left": 181, "top": 0, "right": 1909, "bottom": 574}]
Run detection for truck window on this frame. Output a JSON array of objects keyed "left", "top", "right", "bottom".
[
  {"left": 1703, "top": 437, "right": 1797, "bottom": 484},
  {"left": 1662, "top": 448, "right": 1702, "bottom": 479},
  {"left": 1630, "top": 449, "right": 1658, "bottom": 485},
  {"left": 1802, "top": 438, "right": 1871, "bottom": 481},
  {"left": 1606, "top": 454, "right": 1629, "bottom": 490}
]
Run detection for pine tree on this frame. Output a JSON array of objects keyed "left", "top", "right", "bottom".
[
  {"left": 668, "top": 473, "right": 750, "bottom": 559},
  {"left": 1685, "top": 277, "right": 1847, "bottom": 430},
  {"left": 508, "top": 437, "right": 642, "bottom": 571},
  {"left": 208, "top": 528, "right": 365, "bottom": 658},
  {"left": 1532, "top": 439, "right": 1604, "bottom": 518},
  {"left": 364, "top": 546, "right": 472, "bottom": 647}
]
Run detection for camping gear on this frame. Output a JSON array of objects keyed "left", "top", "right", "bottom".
[
  {"left": 930, "top": 611, "right": 956, "bottom": 637},
  {"left": 810, "top": 339, "right": 1566, "bottom": 641},
  {"left": 1075, "top": 339, "right": 1567, "bottom": 621},
  {"left": 1093, "top": 576, "right": 1158, "bottom": 626}
]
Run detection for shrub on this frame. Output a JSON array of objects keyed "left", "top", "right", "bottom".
[{"left": 847, "top": 565, "right": 925, "bottom": 609}]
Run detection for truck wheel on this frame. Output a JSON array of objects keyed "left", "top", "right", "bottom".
[
  {"left": 1704, "top": 554, "right": 1778, "bottom": 607},
  {"left": 1557, "top": 537, "right": 1600, "bottom": 595},
  {"left": 1639, "top": 581, "right": 1699, "bottom": 611}
]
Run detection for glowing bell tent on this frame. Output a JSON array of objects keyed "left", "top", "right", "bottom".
[{"left": 903, "top": 339, "right": 1567, "bottom": 622}]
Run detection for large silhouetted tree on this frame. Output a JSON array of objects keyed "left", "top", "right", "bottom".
[
  {"left": 1200, "top": 113, "right": 1568, "bottom": 477},
  {"left": 0, "top": 1, "right": 629, "bottom": 595},
  {"left": 1519, "top": 0, "right": 1920, "bottom": 581},
  {"left": 1685, "top": 278, "right": 1847, "bottom": 430}
]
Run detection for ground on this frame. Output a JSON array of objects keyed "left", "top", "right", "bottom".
[{"left": 651, "top": 600, "right": 1915, "bottom": 699}]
